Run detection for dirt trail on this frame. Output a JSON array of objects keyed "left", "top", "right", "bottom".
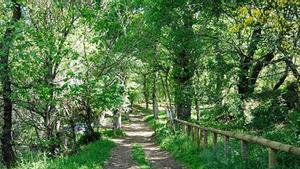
[{"left": 104, "top": 114, "right": 183, "bottom": 169}]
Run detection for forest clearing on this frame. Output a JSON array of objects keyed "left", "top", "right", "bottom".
[{"left": 0, "top": 0, "right": 299, "bottom": 169}]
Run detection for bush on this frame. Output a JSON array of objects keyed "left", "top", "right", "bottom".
[
  {"left": 77, "top": 132, "right": 101, "bottom": 145},
  {"left": 250, "top": 96, "right": 288, "bottom": 129}
]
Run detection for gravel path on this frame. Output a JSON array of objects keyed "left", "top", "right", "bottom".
[{"left": 104, "top": 114, "right": 183, "bottom": 169}]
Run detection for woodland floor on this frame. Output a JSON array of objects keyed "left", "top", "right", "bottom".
[{"left": 103, "top": 113, "right": 183, "bottom": 169}]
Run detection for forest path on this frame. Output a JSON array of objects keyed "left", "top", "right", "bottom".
[{"left": 103, "top": 113, "right": 183, "bottom": 169}]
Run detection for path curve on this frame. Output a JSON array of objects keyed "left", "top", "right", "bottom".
[{"left": 104, "top": 114, "right": 183, "bottom": 169}]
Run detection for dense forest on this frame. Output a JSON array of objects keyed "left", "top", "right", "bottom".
[{"left": 0, "top": 0, "right": 299, "bottom": 169}]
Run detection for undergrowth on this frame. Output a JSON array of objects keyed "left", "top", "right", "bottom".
[
  {"left": 14, "top": 139, "right": 115, "bottom": 169},
  {"left": 101, "top": 128, "right": 126, "bottom": 138}
]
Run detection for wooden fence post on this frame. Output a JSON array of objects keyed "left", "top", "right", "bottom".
[
  {"left": 213, "top": 132, "right": 217, "bottom": 150},
  {"left": 268, "top": 148, "right": 277, "bottom": 169},
  {"left": 197, "top": 128, "right": 201, "bottom": 147},
  {"left": 179, "top": 123, "right": 181, "bottom": 132},
  {"left": 203, "top": 129, "right": 208, "bottom": 147},
  {"left": 240, "top": 140, "right": 248, "bottom": 160},
  {"left": 224, "top": 136, "right": 229, "bottom": 157},
  {"left": 172, "top": 121, "right": 176, "bottom": 133},
  {"left": 192, "top": 126, "right": 195, "bottom": 142}
]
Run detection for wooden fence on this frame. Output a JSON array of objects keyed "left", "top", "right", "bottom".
[{"left": 174, "top": 118, "right": 300, "bottom": 169}]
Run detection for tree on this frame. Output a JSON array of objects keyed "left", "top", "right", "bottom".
[
  {"left": 0, "top": 0, "right": 21, "bottom": 167},
  {"left": 10, "top": 0, "right": 79, "bottom": 155}
]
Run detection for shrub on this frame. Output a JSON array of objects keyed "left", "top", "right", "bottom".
[
  {"left": 78, "top": 132, "right": 101, "bottom": 145},
  {"left": 250, "top": 96, "right": 288, "bottom": 129}
]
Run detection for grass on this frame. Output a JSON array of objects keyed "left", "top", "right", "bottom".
[
  {"left": 15, "top": 139, "right": 116, "bottom": 169},
  {"left": 131, "top": 144, "right": 151, "bottom": 169},
  {"left": 145, "top": 113, "right": 300, "bottom": 169},
  {"left": 101, "top": 128, "right": 126, "bottom": 138}
]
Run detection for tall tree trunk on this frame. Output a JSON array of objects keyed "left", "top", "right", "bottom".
[
  {"left": 248, "top": 52, "right": 274, "bottom": 94},
  {"left": 237, "top": 28, "right": 261, "bottom": 99},
  {"left": 63, "top": 106, "right": 77, "bottom": 153},
  {"left": 0, "top": 1, "right": 21, "bottom": 167},
  {"left": 152, "top": 72, "right": 158, "bottom": 119},
  {"left": 172, "top": 10, "right": 194, "bottom": 120},
  {"left": 164, "top": 70, "right": 173, "bottom": 114},
  {"left": 160, "top": 70, "right": 173, "bottom": 118},
  {"left": 70, "top": 119, "right": 77, "bottom": 153},
  {"left": 44, "top": 110, "right": 52, "bottom": 140},
  {"left": 237, "top": 55, "right": 251, "bottom": 98},
  {"left": 143, "top": 74, "right": 149, "bottom": 110},
  {"left": 273, "top": 65, "right": 289, "bottom": 90},
  {"left": 43, "top": 56, "right": 57, "bottom": 155},
  {"left": 85, "top": 103, "right": 95, "bottom": 135},
  {"left": 173, "top": 49, "right": 194, "bottom": 120}
]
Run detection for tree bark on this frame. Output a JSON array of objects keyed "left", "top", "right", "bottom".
[
  {"left": 0, "top": 1, "right": 21, "bottom": 167},
  {"left": 70, "top": 119, "right": 77, "bottom": 152},
  {"left": 173, "top": 49, "right": 194, "bottom": 120},
  {"left": 152, "top": 72, "right": 158, "bottom": 119},
  {"left": 237, "top": 51, "right": 251, "bottom": 98},
  {"left": 172, "top": 9, "right": 195, "bottom": 120},
  {"left": 143, "top": 74, "right": 149, "bottom": 110},
  {"left": 237, "top": 27, "right": 276, "bottom": 98},
  {"left": 248, "top": 52, "right": 274, "bottom": 93},
  {"left": 164, "top": 70, "right": 173, "bottom": 115},
  {"left": 237, "top": 28, "right": 261, "bottom": 98},
  {"left": 43, "top": 56, "right": 57, "bottom": 155},
  {"left": 85, "top": 102, "right": 95, "bottom": 135},
  {"left": 283, "top": 56, "right": 300, "bottom": 80},
  {"left": 160, "top": 70, "right": 173, "bottom": 116},
  {"left": 273, "top": 65, "right": 289, "bottom": 90},
  {"left": 63, "top": 105, "right": 77, "bottom": 152}
]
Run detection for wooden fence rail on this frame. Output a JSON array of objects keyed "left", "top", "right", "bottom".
[{"left": 174, "top": 118, "right": 300, "bottom": 169}]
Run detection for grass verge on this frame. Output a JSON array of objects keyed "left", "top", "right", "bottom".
[
  {"left": 101, "top": 128, "right": 126, "bottom": 138},
  {"left": 131, "top": 144, "right": 151, "bottom": 169},
  {"left": 15, "top": 139, "right": 115, "bottom": 169}
]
